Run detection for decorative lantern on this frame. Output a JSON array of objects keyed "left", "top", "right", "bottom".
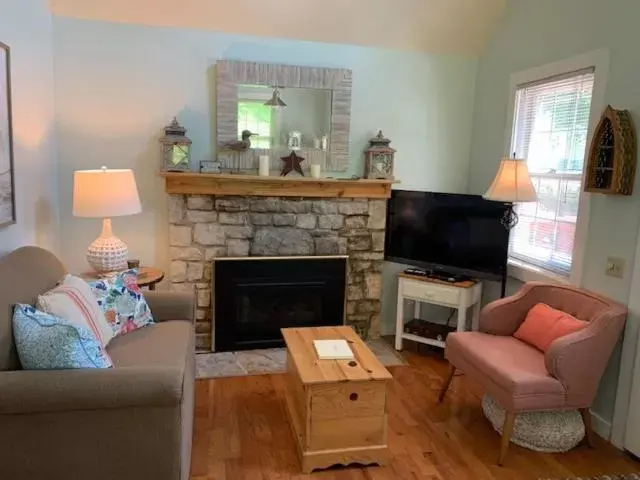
[
  {"left": 364, "top": 130, "right": 396, "bottom": 180},
  {"left": 160, "top": 117, "right": 192, "bottom": 171}
]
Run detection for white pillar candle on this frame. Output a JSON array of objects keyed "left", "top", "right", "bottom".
[
  {"left": 310, "top": 164, "right": 321, "bottom": 179},
  {"left": 259, "top": 155, "right": 270, "bottom": 176}
]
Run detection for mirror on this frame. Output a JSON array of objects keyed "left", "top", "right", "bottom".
[
  {"left": 216, "top": 60, "right": 352, "bottom": 172},
  {"left": 237, "top": 85, "right": 332, "bottom": 151}
]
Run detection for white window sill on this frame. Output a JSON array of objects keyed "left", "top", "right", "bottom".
[{"left": 508, "top": 259, "right": 571, "bottom": 285}]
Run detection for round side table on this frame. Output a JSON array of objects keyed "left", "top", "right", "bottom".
[
  {"left": 80, "top": 266, "right": 165, "bottom": 291},
  {"left": 136, "top": 267, "right": 165, "bottom": 291}
]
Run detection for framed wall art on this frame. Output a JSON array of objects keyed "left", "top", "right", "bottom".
[{"left": 0, "top": 42, "right": 14, "bottom": 227}]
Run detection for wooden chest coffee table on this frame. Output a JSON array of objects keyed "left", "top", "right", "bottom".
[{"left": 281, "top": 326, "right": 392, "bottom": 473}]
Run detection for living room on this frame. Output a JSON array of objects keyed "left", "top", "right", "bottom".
[{"left": 2, "top": 0, "right": 640, "bottom": 478}]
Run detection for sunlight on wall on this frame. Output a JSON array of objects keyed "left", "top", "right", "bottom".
[
  {"left": 0, "top": 0, "right": 58, "bottom": 254},
  {"left": 48, "top": 0, "right": 506, "bottom": 55}
]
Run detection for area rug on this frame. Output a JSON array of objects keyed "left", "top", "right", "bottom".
[
  {"left": 482, "top": 394, "right": 584, "bottom": 452},
  {"left": 540, "top": 475, "right": 640, "bottom": 480},
  {"left": 196, "top": 339, "right": 407, "bottom": 379}
]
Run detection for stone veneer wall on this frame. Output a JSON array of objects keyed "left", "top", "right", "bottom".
[{"left": 168, "top": 195, "right": 387, "bottom": 351}]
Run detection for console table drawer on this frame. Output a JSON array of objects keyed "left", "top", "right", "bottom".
[{"left": 401, "top": 279, "right": 460, "bottom": 305}]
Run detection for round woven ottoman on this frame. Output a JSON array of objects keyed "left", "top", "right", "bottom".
[{"left": 482, "top": 395, "right": 585, "bottom": 452}]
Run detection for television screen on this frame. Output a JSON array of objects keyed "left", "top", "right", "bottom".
[{"left": 385, "top": 190, "right": 510, "bottom": 279}]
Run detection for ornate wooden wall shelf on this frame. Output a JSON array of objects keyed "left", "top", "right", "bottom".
[
  {"left": 585, "top": 105, "right": 637, "bottom": 195},
  {"left": 159, "top": 172, "right": 395, "bottom": 199}
]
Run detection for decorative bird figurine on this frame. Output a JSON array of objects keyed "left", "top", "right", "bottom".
[
  {"left": 221, "top": 130, "right": 255, "bottom": 152},
  {"left": 219, "top": 130, "right": 256, "bottom": 173}
]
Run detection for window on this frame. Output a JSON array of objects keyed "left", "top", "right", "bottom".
[
  {"left": 508, "top": 69, "right": 595, "bottom": 276},
  {"left": 237, "top": 101, "right": 273, "bottom": 149}
]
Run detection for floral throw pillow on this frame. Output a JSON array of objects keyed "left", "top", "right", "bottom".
[{"left": 88, "top": 269, "right": 154, "bottom": 337}]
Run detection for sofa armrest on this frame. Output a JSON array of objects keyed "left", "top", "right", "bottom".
[
  {"left": 545, "top": 309, "right": 626, "bottom": 404},
  {"left": 478, "top": 283, "right": 541, "bottom": 335},
  {"left": 0, "top": 366, "right": 184, "bottom": 415},
  {"left": 145, "top": 291, "right": 195, "bottom": 323}
]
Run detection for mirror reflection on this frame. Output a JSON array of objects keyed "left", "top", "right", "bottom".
[{"left": 237, "top": 85, "right": 332, "bottom": 151}]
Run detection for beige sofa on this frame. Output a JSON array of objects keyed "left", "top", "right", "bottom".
[{"left": 0, "top": 246, "right": 195, "bottom": 480}]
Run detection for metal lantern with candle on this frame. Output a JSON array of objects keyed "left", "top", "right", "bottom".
[
  {"left": 160, "top": 117, "right": 192, "bottom": 171},
  {"left": 364, "top": 130, "right": 396, "bottom": 180}
]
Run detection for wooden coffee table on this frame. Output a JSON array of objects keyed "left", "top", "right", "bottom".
[{"left": 281, "top": 326, "right": 392, "bottom": 473}]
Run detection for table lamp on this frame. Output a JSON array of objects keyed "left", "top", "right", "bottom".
[
  {"left": 73, "top": 167, "right": 142, "bottom": 275},
  {"left": 483, "top": 157, "right": 537, "bottom": 229}
]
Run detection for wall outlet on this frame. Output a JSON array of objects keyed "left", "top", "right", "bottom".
[{"left": 605, "top": 256, "right": 625, "bottom": 278}]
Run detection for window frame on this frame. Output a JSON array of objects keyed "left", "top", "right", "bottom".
[
  {"left": 237, "top": 100, "right": 275, "bottom": 149},
  {"left": 503, "top": 50, "right": 610, "bottom": 286}
]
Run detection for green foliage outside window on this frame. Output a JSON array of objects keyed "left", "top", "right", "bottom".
[{"left": 238, "top": 102, "right": 272, "bottom": 148}]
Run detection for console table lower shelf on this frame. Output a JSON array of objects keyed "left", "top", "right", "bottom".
[
  {"left": 281, "top": 326, "right": 392, "bottom": 473},
  {"left": 395, "top": 272, "right": 483, "bottom": 350}
]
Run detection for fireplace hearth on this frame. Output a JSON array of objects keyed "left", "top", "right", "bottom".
[{"left": 213, "top": 256, "right": 347, "bottom": 352}]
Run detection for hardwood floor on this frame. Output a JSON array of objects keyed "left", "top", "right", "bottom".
[{"left": 191, "top": 347, "right": 639, "bottom": 479}]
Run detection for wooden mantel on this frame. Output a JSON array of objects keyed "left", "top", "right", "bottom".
[{"left": 159, "top": 172, "right": 395, "bottom": 198}]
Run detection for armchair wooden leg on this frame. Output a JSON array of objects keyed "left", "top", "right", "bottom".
[
  {"left": 580, "top": 408, "right": 595, "bottom": 448},
  {"left": 438, "top": 364, "right": 456, "bottom": 403},
  {"left": 498, "top": 411, "right": 515, "bottom": 466}
]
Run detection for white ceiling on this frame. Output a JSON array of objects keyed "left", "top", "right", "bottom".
[{"left": 48, "top": 0, "right": 507, "bottom": 55}]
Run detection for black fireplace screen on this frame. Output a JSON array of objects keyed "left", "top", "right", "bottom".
[{"left": 213, "top": 257, "right": 346, "bottom": 352}]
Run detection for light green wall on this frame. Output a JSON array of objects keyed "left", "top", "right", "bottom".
[
  {"left": 0, "top": 0, "right": 58, "bottom": 255},
  {"left": 52, "top": 17, "right": 478, "bottom": 337},
  {"left": 469, "top": 0, "right": 640, "bottom": 431}
]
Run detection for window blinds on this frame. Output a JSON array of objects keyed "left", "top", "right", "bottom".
[{"left": 508, "top": 68, "right": 595, "bottom": 276}]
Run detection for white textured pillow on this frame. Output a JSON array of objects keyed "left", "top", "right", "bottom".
[{"left": 37, "top": 274, "right": 114, "bottom": 347}]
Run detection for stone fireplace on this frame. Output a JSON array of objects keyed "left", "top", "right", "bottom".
[{"left": 165, "top": 176, "right": 389, "bottom": 351}]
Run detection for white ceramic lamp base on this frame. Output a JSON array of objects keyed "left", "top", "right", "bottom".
[{"left": 87, "top": 218, "right": 128, "bottom": 275}]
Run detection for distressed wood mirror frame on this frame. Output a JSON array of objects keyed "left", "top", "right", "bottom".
[{"left": 216, "top": 60, "right": 352, "bottom": 172}]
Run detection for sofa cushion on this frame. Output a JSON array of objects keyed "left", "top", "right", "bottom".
[
  {"left": 89, "top": 269, "right": 154, "bottom": 338},
  {"left": 446, "top": 332, "right": 566, "bottom": 411},
  {"left": 0, "top": 322, "right": 193, "bottom": 413},
  {"left": 106, "top": 321, "right": 192, "bottom": 370}
]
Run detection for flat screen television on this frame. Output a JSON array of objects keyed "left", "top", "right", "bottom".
[{"left": 385, "top": 190, "right": 510, "bottom": 280}]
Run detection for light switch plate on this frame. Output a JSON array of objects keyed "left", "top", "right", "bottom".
[{"left": 606, "top": 256, "right": 625, "bottom": 278}]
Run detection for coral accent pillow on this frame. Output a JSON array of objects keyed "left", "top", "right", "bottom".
[{"left": 514, "top": 303, "right": 589, "bottom": 352}]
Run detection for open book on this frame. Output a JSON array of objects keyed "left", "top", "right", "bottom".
[{"left": 313, "top": 339, "right": 355, "bottom": 360}]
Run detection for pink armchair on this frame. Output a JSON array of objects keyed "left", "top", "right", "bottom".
[{"left": 438, "top": 281, "right": 627, "bottom": 464}]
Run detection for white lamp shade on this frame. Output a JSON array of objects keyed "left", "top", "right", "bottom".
[
  {"left": 483, "top": 158, "right": 537, "bottom": 203},
  {"left": 73, "top": 168, "right": 142, "bottom": 218}
]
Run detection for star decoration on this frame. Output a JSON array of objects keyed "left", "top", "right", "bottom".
[{"left": 280, "top": 151, "right": 305, "bottom": 177}]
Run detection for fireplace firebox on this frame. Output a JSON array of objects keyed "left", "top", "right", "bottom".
[{"left": 213, "top": 256, "right": 347, "bottom": 352}]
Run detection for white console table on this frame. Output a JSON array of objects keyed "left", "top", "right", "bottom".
[{"left": 395, "top": 273, "right": 483, "bottom": 350}]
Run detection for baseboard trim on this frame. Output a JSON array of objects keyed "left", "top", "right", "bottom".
[
  {"left": 591, "top": 410, "right": 612, "bottom": 441},
  {"left": 380, "top": 325, "right": 394, "bottom": 337}
]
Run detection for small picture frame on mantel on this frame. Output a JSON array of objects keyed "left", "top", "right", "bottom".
[{"left": 200, "top": 160, "right": 222, "bottom": 174}]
